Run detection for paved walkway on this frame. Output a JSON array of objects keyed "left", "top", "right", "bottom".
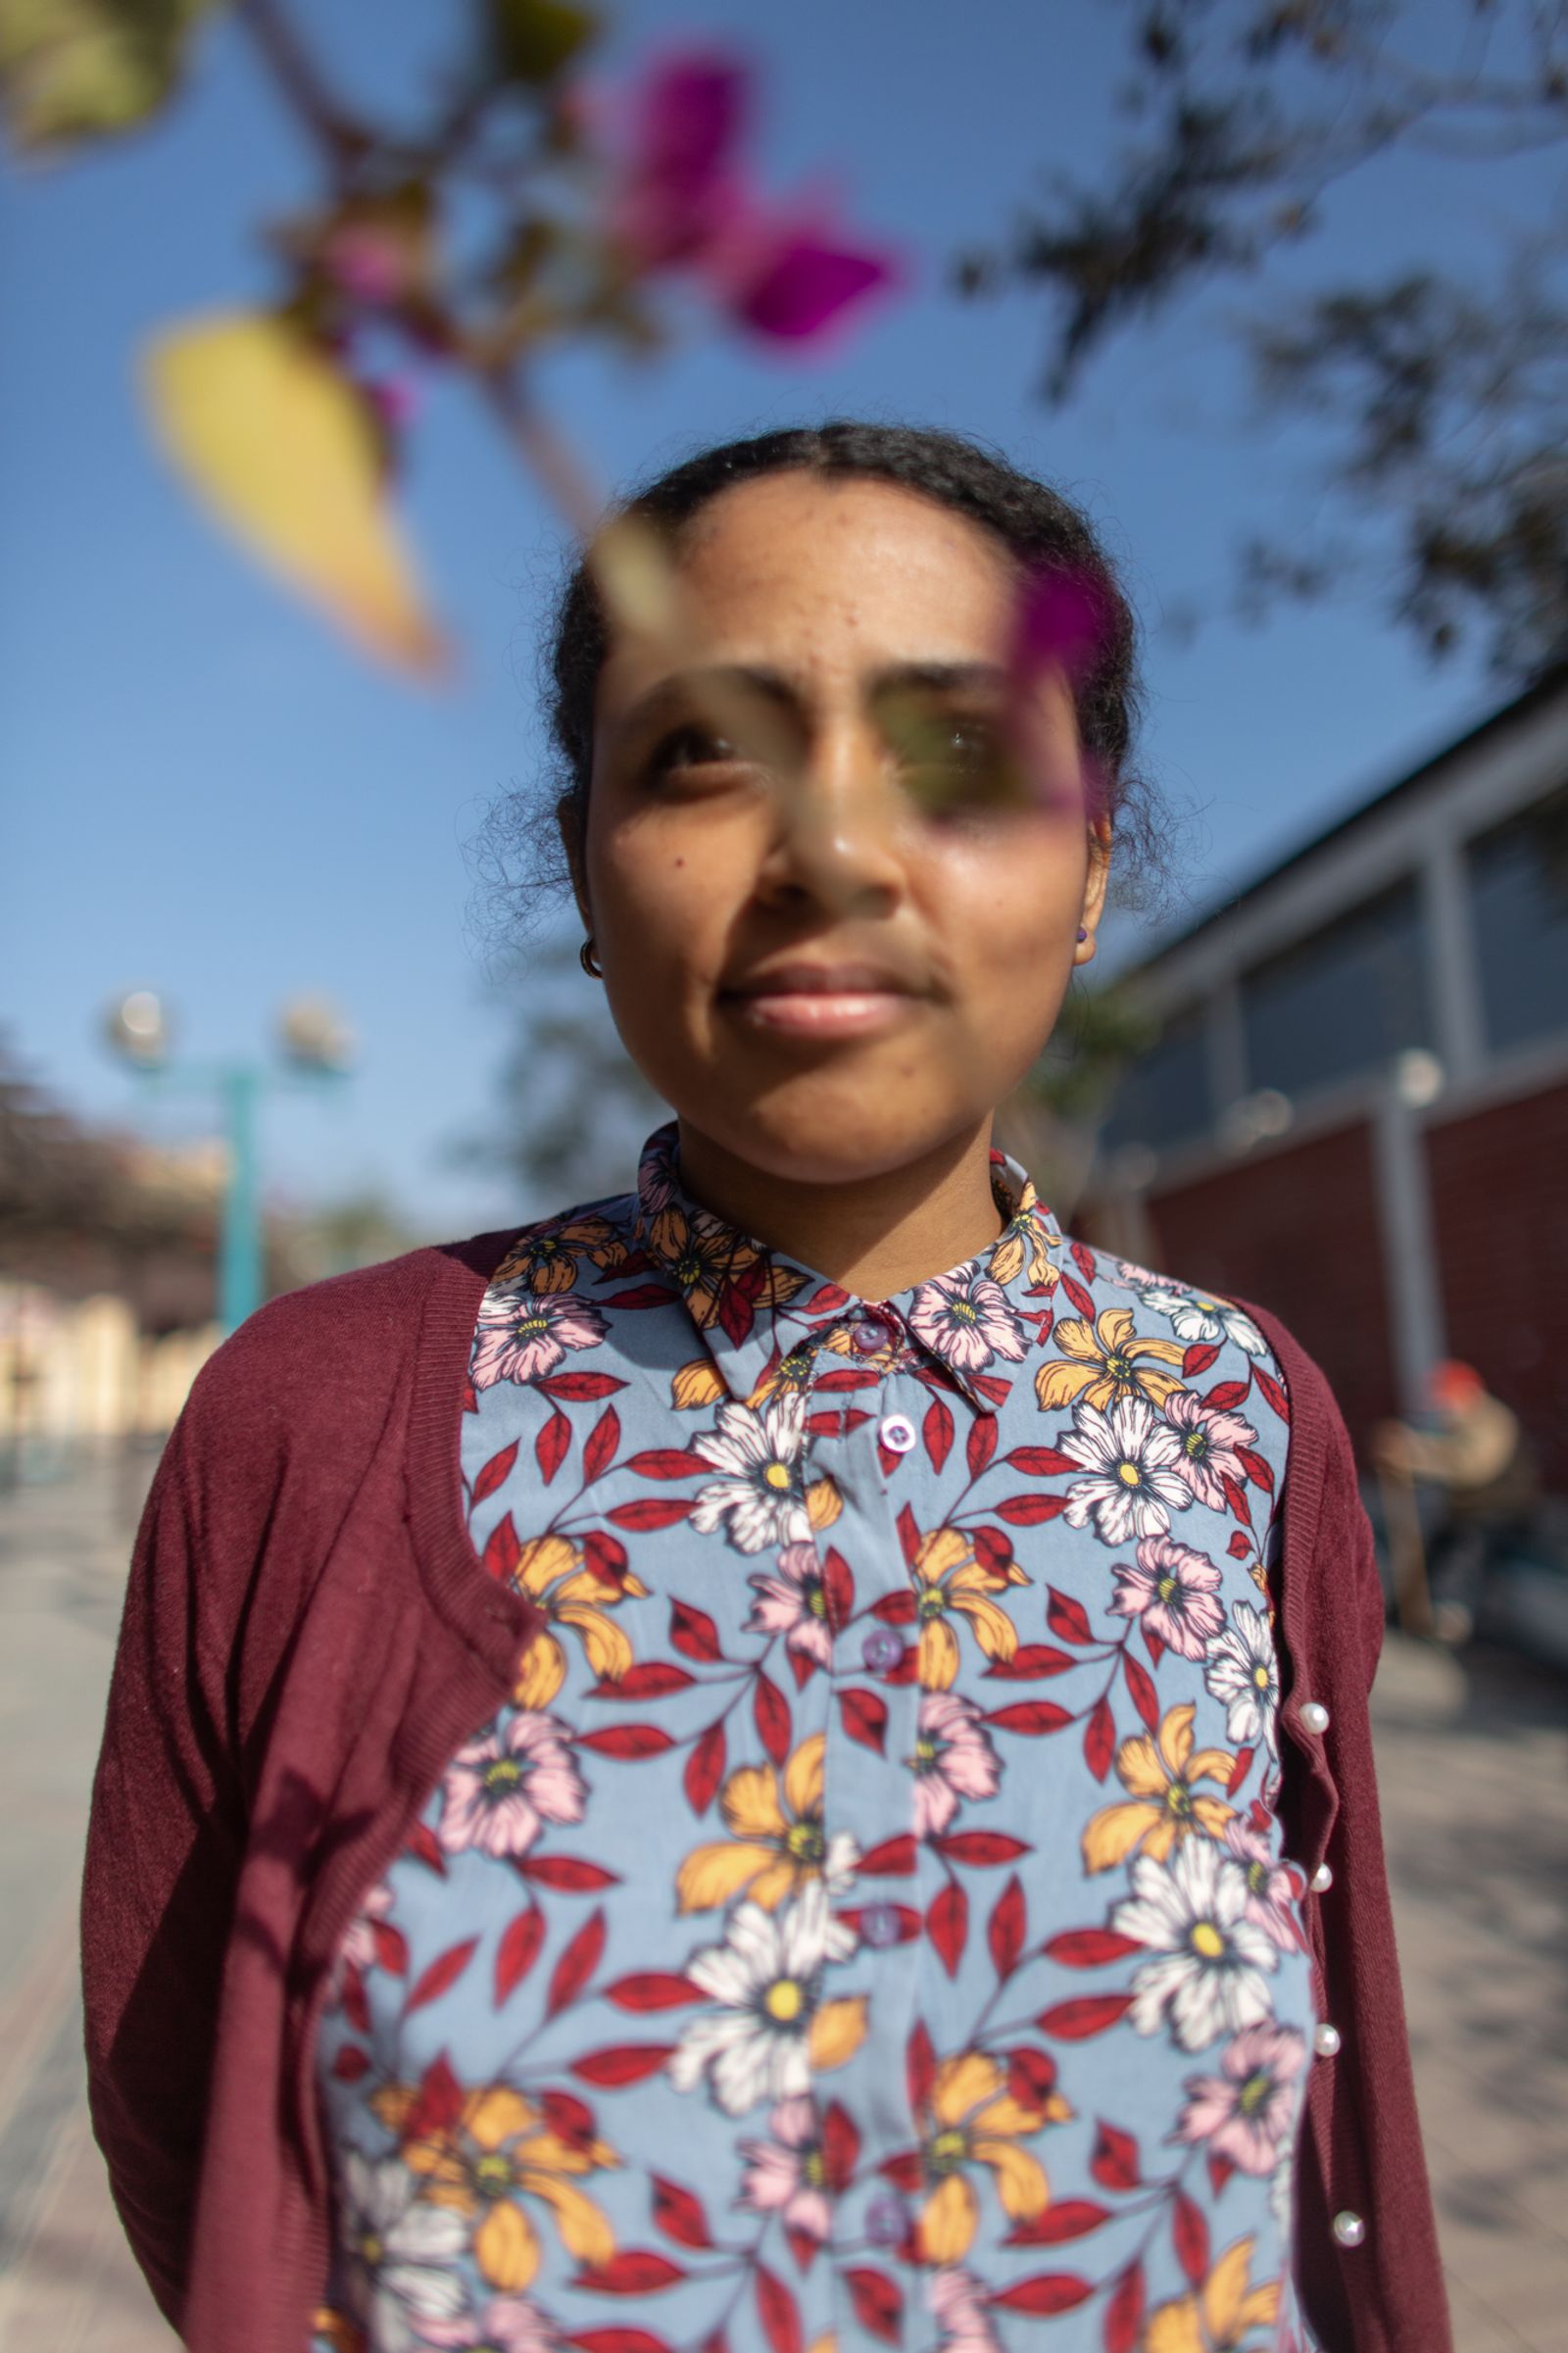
[{"left": 0, "top": 1460, "right": 1564, "bottom": 2350}]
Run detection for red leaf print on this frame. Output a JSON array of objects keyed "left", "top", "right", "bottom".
[
  {"left": 1182, "top": 1341, "right": 1221, "bottom": 1377},
  {"left": 547, "top": 1909, "right": 606, "bottom": 2015},
  {"left": 858, "top": 1834, "right": 916, "bottom": 1876},
  {"left": 985, "top": 1701, "right": 1072, "bottom": 1736},
  {"left": 971, "top": 1524, "right": 1014, "bottom": 1579},
  {"left": 585, "top": 1531, "right": 631, "bottom": 1587},
  {"left": 651, "top": 2176, "right": 712, "bottom": 2249},
  {"left": 536, "top": 1410, "right": 571, "bottom": 1486},
  {"left": 984, "top": 1642, "right": 1075, "bottom": 1679},
  {"left": 568, "top": 2336, "right": 671, "bottom": 2353},
  {"left": 1036, "top": 1994, "right": 1137, "bottom": 2040},
  {"left": 471, "top": 1439, "right": 519, "bottom": 1503},
  {"left": 896, "top": 1502, "right": 922, "bottom": 1567},
  {"left": 987, "top": 1874, "right": 1027, "bottom": 1979},
  {"left": 878, "top": 2149, "right": 925, "bottom": 2194},
  {"left": 331, "top": 2044, "right": 370, "bottom": 2082},
  {"left": 605, "top": 1973, "right": 703, "bottom": 2011},
  {"left": 870, "top": 1588, "right": 918, "bottom": 1625},
  {"left": 1004, "top": 1445, "right": 1080, "bottom": 1475},
  {"left": 482, "top": 1511, "right": 521, "bottom": 1584},
  {"left": 683, "top": 1719, "right": 726, "bottom": 1814},
  {"left": 1221, "top": 1472, "right": 1253, "bottom": 1529},
  {"left": 1144, "top": 1623, "right": 1167, "bottom": 1670},
  {"left": 908, "top": 1395, "right": 950, "bottom": 1476},
  {"left": 576, "top": 1725, "right": 675, "bottom": 1760},
  {"left": 1238, "top": 1444, "right": 1276, "bottom": 1493},
  {"left": 599, "top": 1282, "right": 683, "bottom": 1311},
  {"left": 404, "top": 2050, "right": 464, "bottom": 2139},
  {"left": 1173, "top": 2188, "right": 1209, "bottom": 2285},
  {"left": 1227, "top": 1530, "right": 1253, "bottom": 1560},
  {"left": 371, "top": 1921, "right": 408, "bottom": 1975},
  {"left": 1059, "top": 1269, "right": 1096, "bottom": 1319},
  {"left": 1103, "top": 2262, "right": 1146, "bottom": 2353},
  {"left": 609, "top": 1497, "right": 694, "bottom": 1531},
  {"left": 520, "top": 1855, "right": 620, "bottom": 1891},
  {"left": 342, "top": 1967, "right": 369, "bottom": 2034},
  {"left": 582, "top": 1406, "right": 621, "bottom": 1482},
  {"left": 1047, "top": 1587, "right": 1096, "bottom": 1643},
  {"left": 1122, "top": 1650, "right": 1159, "bottom": 1732},
  {"left": 669, "top": 1600, "right": 724, "bottom": 1662},
  {"left": 906, "top": 2018, "right": 937, "bottom": 2113},
  {"left": 406, "top": 1936, "right": 478, "bottom": 2013},
  {"left": 579, "top": 2251, "right": 685, "bottom": 2293},
  {"left": 1005, "top": 2198, "right": 1111, "bottom": 2245},
  {"left": 1071, "top": 1240, "right": 1098, "bottom": 1284},
  {"left": 970, "top": 1371, "right": 1013, "bottom": 1408},
  {"left": 837, "top": 1688, "right": 888, "bottom": 1754},
  {"left": 821, "top": 1546, "right": 855, "bottom": 1627},
  {"left": 1090, "top": 2120, "right": 1143, "bottom": 2190},
  {"left": 840, "top": 1903, "right": 920, "bottom": 1945},
  {"left": 1227, "top": 1744, "right": 1254, "bottom": 1795},
  {"left": 570, "top": 2043, "right": 674, "bottom": 2085},
  {"left": 966, "top": 1412, "right": 999, "bottom": 1478},
  {"left": 494, "top": 1906, "right": 546, "bottom": 2004},
  {"left": 627, "top": 1448, "right": 705, "bottom": 1480},
  {"left": 755, "top": 2264, "right": 803, "bottom": 2353},
  {"left": 600, "top": 1663, "right": 695, "bottom": 1699},
  {"left": 403, "top": 1818, "right": 445, "bottom": 1874},
  {"left": 754, "top": 1670, "right": 791, "bottom": 1766},
  {"left": 933, "top": 1831, "right": 1033, "bottom": 1866},
  {"left": 846, "top": 2269, "right": 903, "bottom": 2344},
  {"left": 1084, "top": 1694, "right": 1116, "bottom": 1782},
  {"left": 1207, "top": 2152, "right": 1236, "bottom": 2198},
  {"left": 927, "top": 1882, "right": 967, "bottom": 1977},
  {"left": 536, "top": 1371, "right": 627, "bottom": 1400},
  {"left": 1004, "top": 2044, "right": 1058, "bottom": 2108},
  {"left": 1253, "top": 1361, "right": 1291, "bottom": 1421},
  {"left": 1043, "top": 1928, "right": 1143, "bottom": 1967},
  {"left": 1203, "top": 1378, "right": 1250, "bottom": 1411},
  {"left": 991, "top": 2273, "right": 1093, "bottom": 2316},
  {"left": 821, "top": 2099, "right": 860, "bottom": 2187},
  {"left": 995, "top": 1492, "right": 1071, "bottom": 1525}
]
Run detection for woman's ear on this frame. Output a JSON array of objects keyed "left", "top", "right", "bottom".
[
  {"left": 557, "top": 791, "right": 591, "bottom": 931},
  {"left": 1075, "top": 819, "right": 1113, "bottom": 961}
]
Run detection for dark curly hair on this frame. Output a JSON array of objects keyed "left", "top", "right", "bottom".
[{"left": 487, "top": 420, "right": 1172, "bottom": 921}]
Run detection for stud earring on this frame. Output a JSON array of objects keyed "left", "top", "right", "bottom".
[
  {"left": 1076, "top": 927, "right": 1089, "bottom": 943},
  {"left": 578, "top": 939, "right": 604, "bottom": 979}
]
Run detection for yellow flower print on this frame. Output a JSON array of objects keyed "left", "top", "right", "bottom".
[
  {"left": 916, "top": 2050, "right": 1070, "bottom": 2265},
  {"left": 377, "top": 2083, "right": 618, "bottom": 2293},
  {"left": 509, "top": 1534, "right": 649, "bottom": 1708},
  {"left": 671, "top": 1356, "right": 727, "bottom": 1410},
  {"left": 987, "top": 1206, "right": 1058, "bottom": 1292},
  {"left": 1034, "top": 1305, "right": 1187, "bottom": 1414},
  {"left": 913, "top": 1526, "right": 1025, "bottom": 1690},
  {"left": 676, "top": 1736, "right": 858, "bottom": 1913},
  {"left": 1146, "top": 2233, "right": 1281, "bottom": 2352},
  {"left": 1081, "top": 1702, "right": 1235, "bottom": 1874},
  {"left": 492, "top": 1213, "right": 627, "bottom": 1296},
  {"left": 656, "top": 1209, "right": 808, "bottom": 1331},
  {"left": 311, "top": 2311, "right": 364, "bottom": 2353}
]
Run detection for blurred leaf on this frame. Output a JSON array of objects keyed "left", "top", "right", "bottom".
[
  {"left": 486, "top": 0, "right": 599, "bottom": 85},
  {"left": 141, "top": 311, "right": 448, "bottom": 677},
  {"left": 0, "top": 0, "right": 217, "bottom": 153}
]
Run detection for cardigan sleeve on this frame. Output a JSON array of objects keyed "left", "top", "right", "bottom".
[{"left": 80, "top": 1404, "right": 249, "bottom": 2328}]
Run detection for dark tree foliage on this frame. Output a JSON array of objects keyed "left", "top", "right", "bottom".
[{"left": 956, "top": 0, "right": 1568, "bottom": 676}]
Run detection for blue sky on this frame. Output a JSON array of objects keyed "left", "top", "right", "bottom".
[{"left": 0, "top": 0, "right": 1537, "bottom": 1233}]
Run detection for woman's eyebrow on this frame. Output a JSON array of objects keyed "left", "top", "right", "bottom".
[
  {"left": 868, "top": 661, "right": 1009, "bottom": 697},
  {"left": 613, "top": 665, "right": 802, "bottom": 738}
]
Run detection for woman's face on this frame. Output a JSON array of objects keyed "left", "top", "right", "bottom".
[{"left": 579, "top": 471, "right": 1109, "bottom": 1190}]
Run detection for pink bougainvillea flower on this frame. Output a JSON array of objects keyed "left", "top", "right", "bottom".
[
  {"left": 1164, "top": 1389, "right": 1261, "bottom": 1511},
  {"left": 437, "top": 1710, "right": 586, "bottom": 1859},
  {"left": 1109, "top": 1533, "right": 1226, "bottom": 1659},
  {"left": 739, "top": 2095, "right": 833, "bottom": 2240},
  {"left": 472, "top": 1284, "right": 608, "bottom": 1388},
  {"left": 321, "top": 224, "right": 409, "bottom": 306},
  {"left": 910, "top": 1690, "right": 1002, "bottom": 1839},
  {"left": 747, "top": 1540, "right": 835, "bottom": 1667},
  {"left": 716, "top": 217, "right": 896, "bottom": 342},
  {"left": 1176, "top": 2018, "right": 1306, "bottom": 2176}
]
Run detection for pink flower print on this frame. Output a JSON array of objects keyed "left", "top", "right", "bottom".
[
  {"left": 1109, "top": 1534, "right": 1225, "bottom": 1660},
  {"left": 910, "top": 1691, "right": 1001, "bottom": 1838},
  {"left": 335, "top": 1879, "right": 396, "bottom": 1984},
  {"left": 1163, "top": 1390, "right": 1260, "bottom": 1511},
  {"left": 1224, "top": 1816, "right": 1304, "bottom": 1953},
  {"left": 907, "top": 1269, "right": 1027, "bottom": 1376},
  {"left": 419, "top": 2294, "right": 565, "bottom": 2351},
  {"left": 747, "top": 1542, "right": 834, "bottom": 1668},
  {"left": 438, "top": 1712, "right": 586, "bottom": 1860},
  {"left": 1176, "top": 2019, "right": 1306, "bottom": 2176},
  {"left": 929, "top": 2267, "right": 1001, "bottom": 2353},
  {"left": 739, "top": 2096, "right": 833, "bottom": 2241},
  {"left": 471, "top": 1284, "right": 608, "bottom": 1389}
]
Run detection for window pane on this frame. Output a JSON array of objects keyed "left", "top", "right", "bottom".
[
  {"left": 1467, "top": 783, "right": 1568, "bottom": 1054},
  {"left": 1101, "top": 1005, "right": 1210, "bottom": 1150},
  {"left": 1240, "top": 880, "right": 1431, "bottom": 1100}
]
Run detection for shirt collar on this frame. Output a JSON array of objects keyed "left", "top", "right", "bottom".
[{"left": 631, "top": 1121, "right": 1063, "bottom": 1412}]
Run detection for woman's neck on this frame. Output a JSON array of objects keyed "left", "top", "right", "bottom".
[{"left": 672, "top": 1118, "right": 1005, "bottom": 1298}]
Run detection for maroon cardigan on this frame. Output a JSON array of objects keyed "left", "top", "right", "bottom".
[{"left": 80, "top": 1233, "right": 1451, "bottom": 2352}]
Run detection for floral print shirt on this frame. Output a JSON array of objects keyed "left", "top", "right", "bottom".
[{"left": 314, "top": 1125, "right": 1321, "bottom": 2353}]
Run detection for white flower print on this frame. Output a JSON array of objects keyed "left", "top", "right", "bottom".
[
  {"left": 1135, "top": 1282, "right": 1266, "bottom": 1358},
  {"left": 1058, "top": 1395, "right": 1193, "bottom": 1545},
  {"left": 690, "top": 1393, "right": 813, "bottom": 1554},
  {"left": 338, "top": 2151, "right": 468, "bottom": 2351},
  {"left": 1112, "top": 1838, "right": 1280, "bottom": 2052},
  {"left": 1205, "top": 1601, "right": 1281, "bottom": 1754},
  {"left": 670, "top": 1881, "right": 861, "bottom": 2115}
]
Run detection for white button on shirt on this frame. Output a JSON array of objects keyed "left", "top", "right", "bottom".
[{"left": 879, "top": 1413, "right": 918, "bottom": 1454}]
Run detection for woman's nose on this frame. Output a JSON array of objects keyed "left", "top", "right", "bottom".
[{"left": 757, "top": 722, "right": 905, "bottom": 918}]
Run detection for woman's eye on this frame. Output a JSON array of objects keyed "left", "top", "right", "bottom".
[
  {"left": 896, "top": 711, "right": 1025, "bottom": 818},
  {"left": 647, "top": 723, "right": 741, "bottom": 777}
]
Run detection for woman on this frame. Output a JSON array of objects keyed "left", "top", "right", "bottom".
[{"left": 83, "top": 423, "right": 1448, "bottom": 2353}]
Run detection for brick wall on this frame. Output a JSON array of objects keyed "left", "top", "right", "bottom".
[
  {"left": 1144, "top": 1120, "right": 1397, "bottom": 1458},
  {"left": 1425, "top": 1077, "right": 1568, "bottom": 1491}
]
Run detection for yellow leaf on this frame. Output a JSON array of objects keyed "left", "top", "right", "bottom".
[
  {"left": 141, "top": 312, "right": 447, "bottom": 676},
  {"left": 0, "top": 0, "right": 214, "bottom": 153}
]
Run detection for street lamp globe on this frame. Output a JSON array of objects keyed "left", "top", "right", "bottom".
[{"left": 105, "top": 990, "right": 170, "bottom": 1067}]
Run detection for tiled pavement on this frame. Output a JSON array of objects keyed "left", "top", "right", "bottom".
[{"left": 0, "top": 1461, "right": 1564, "bottom": 2351}]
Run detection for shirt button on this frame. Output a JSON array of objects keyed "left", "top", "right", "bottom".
[
  {"left": 865, "top": 2192, "right": 908, "bottom": 2246},
  {"left": 861, "top": 1903, "right": 904, "bottom": 1949},
  {"left": 1298, "top": 1699, "right": 1331, "bottom": 1736},
  {"left": 854, "top": 1318, "right": 893, "bottom": 1354},
  {"left": 1314, "top": 2022, "right": 1343, "bottom": 2058},
  {"left": 1310, "top": 1861, "right": 1334, "bottom": 1893},
  {"left": 1332, "top": 2210, "right": 1366, "bottom": 2248},
  {"left": 880, "top": 1414, "right": 918, "bottom": 1454},
  {"left": 861, "top": 1629, "right": 904, "bottom": 1674}
]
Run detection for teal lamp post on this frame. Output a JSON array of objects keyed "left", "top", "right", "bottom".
[{"left": 106, "top": 991, "right": 353, "bottom": 1334}]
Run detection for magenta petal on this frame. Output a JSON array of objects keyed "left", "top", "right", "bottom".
[
  {"left": 619, "top": 51, "right": 750, "bottom": 264},
  {"left": 731, "top": 235, "right": 896, "bottom": 341},
  {"left": 1011, "top": 568, "right": 1110, "bottom": 682}
]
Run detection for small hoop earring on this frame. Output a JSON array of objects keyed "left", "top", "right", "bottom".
[{"left": 578, "top": 938, "right": 604, "bottom": 979}]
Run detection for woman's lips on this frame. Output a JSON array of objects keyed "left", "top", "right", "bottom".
[{"left": 720, "top": 962, "right": 923, "bottom": 1042}]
